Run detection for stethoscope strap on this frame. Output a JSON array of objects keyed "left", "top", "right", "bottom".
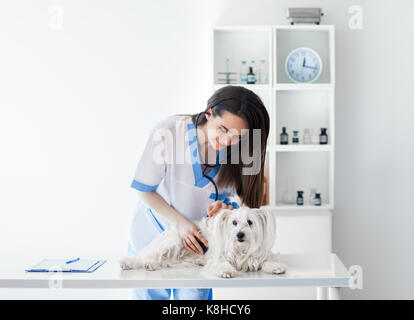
[
  {"left": 196, "top": 109, "right": 222, "bottom": 202},
  {"left": 202, "top": 164, "right": 219, "bottom": 201},
  {"left": 203, "top": 174, "right": 218, "bottom": 202}
]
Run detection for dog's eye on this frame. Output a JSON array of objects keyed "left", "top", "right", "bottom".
[
  {"left": 247, "top": 220, "right": 253, "bottom": 226},
  {"left": 232, "top": 220, "right": 237, "bottom": 226}
]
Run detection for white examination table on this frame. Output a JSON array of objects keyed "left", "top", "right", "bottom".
[{"left": 0, "top": 253, "right": 356, "bottom": 300}]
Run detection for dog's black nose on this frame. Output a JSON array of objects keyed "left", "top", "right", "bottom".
[{"left": 236, "top": 232, "right": 245, "bottom": 240}]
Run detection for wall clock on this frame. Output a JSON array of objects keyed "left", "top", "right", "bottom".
[{"left": 285, "top": 47, "right": 322, "bottom": 83}]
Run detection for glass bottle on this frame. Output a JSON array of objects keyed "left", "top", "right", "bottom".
[
  {"left": 247, "top": 66, "right": 256, "bottom": 84},
  {"left": 280, "top": 127, "right": 289, "bottom": 145},
  {"left": 309, "top": 188, "right": 317, "bottom": 205},
  {"left": 250, "top": 60, "right": 256, "bottom": 75},
  {"left": 311, "top": 129, "right": 319, "bottom": 144},
  {"left": 320, "top": 128, "right": 328, "bottom": 144},
  {"left": 292, "top": 130, "right": 299, "bottom": 144},
  {"left": 239, "top": 60, "right": 248, "bottom": 84},
  {"left": 296, "top": 191, "right": 304, "bottom": 205},
  {"left": 303, "top": 128, "right": 311, "bottom": 144},
  {"left": 313, "top": 193, "right": 322, "bottom": 206},
  {"left": 258, "top": 59, "right": 268, "bottom": 84}
]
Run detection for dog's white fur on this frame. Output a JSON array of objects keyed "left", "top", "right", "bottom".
[{"left": 119, "top": 206, "right": 286, "bottom": 278}]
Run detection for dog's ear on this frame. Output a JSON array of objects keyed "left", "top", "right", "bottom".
[
  {"left": 213, "top": 208, "right": 233, "bottom": 233},
  {"left": 218, "top": 208, "right": 233, "bottom": 223},
  {"left": 209, "top": 209, "right": 233, "bottom": 256},
  {"left": 256, "top": 208, "right": 276, "bottom": 249}
]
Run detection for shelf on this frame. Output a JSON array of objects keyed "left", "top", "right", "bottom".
[
  {"left": 274, "top": 83, "right": 334, "bottom": 90},
  {"left": 262, "top": 204, "right": 334, "bottom": 212},
  {"left": 275, "top": 151, "right": 331, "bottom": 207},
  {"left": 213, "top": 27, "right": 272, "bottom": 86},
  {"left": 275, "top": 144, "right": 332, "bottom": 152},
  {"left": 212, "top": 25, "right": 335, "bottom": 211},
  {"left": 213, "top": 83, "right": 271, "bottom": 90},
  {"left": 274, "top": 25, "right": 334, "bottom": 32},
  {"left": 214, "top": 25, "right": 272, "bottom": 32},
  {"left": 213, "top": 84, "right": 334, "bottom": 90},
  {"left": 274, "top": 27, "right": 334, "bottom": 85},
  {"left": 275, "top": 88, "right": 333, "bottom": 149},
  {"left": 272, "top": 204, "right": 333, "bottom": 211}
]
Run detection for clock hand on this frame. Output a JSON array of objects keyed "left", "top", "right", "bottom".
[
  {"left": 302, "top": 57, "right": 305, "bottom": 67},
  {"left": 303, "top": 65, "right": 318, "bottom": 70}
]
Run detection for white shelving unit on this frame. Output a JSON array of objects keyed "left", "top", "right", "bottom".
[{"left": 211, "top": 24, "right": 335, "bottom": 212}]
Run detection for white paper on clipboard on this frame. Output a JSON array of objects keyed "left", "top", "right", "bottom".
[{"left": 26, "top": 259, "right": 106, "bottom": 272}]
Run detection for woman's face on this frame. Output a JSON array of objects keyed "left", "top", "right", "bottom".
[{"left": 204, "top": 109, "right": 248, "bottom": 151}]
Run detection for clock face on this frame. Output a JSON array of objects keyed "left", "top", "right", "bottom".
[{"left": 285, "top": 47, "right": 323, "bottom": 83}]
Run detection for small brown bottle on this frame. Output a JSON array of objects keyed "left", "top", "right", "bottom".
[
  {"left": 247, "top": 67, "right": 256, "bottom": 84},
  {"left": 280, "top": 127, "right": 289, "bottom": 145},
  {"left": 320, "top": 128, "right": 328, "bottom": 144}
]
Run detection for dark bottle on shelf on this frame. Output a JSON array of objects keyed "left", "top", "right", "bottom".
[
  {"left": 247, "top": 67, "right": 256, "bottom": 84},
  {"left": 280, "top": 127, "right": 289, "bottom": 145},
  {"left": 320, "top": 128, "right": 328, "bottom": 144},
  {"left": 296, "top": 191, "right": 304, "bottom": 205},
  {"left": 314, "top": 193, "right": 322, "bottom": 206},
  {"left": 292, "top": 130, "right": 299, "bottom": 144}
]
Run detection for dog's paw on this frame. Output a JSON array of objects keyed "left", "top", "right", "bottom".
[
  {"left": 220, "top": 268, "right": 237, "bottom": 278},
  {"left": 271, "top": 263, "right": 286, "bottom": 275},
  {"left": 119, "top": 257, "right": 136, "bottom": 270},
  {"left": 144, "top": 261, "right": 161, "bottom": 271},
  {"left": 262, "top": 261, "right": 287, "bottom": 275}
]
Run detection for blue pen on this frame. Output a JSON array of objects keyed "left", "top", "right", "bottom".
[{"left": 66, "top": 257, "right": 80, "bottom": 264}]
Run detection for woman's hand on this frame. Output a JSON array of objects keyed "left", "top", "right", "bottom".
[
  {"left": 176, "top": 218, "right": 208, "bottom": 255},
  {"left": 207, "top": 200, "right": 234, "bottom": 218}
]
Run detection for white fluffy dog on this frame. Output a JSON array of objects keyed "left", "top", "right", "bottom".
[{"left": 119, "top": 206, "right": 286, "bottom": 278}]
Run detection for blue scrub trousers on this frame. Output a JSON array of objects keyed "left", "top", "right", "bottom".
[{"left": 128, "top": 201, "right": 213, "bottom": 300}]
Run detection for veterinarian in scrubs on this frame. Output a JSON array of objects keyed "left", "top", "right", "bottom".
[{"left": 127, "top": 85, "right": 270, "bottom": 300}]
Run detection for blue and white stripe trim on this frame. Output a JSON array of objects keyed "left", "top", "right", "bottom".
[{"left": 131, "top": 179, "right": 159, "bottom": 192}]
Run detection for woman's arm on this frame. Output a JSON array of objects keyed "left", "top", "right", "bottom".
[{"left": 137, "top": 190, "right": 208, "bottom": 255}]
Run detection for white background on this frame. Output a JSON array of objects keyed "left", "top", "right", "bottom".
[{"left": 0, "top": 0, "right": 413, "bottom": 299}]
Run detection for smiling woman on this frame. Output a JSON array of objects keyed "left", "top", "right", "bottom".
[
  {"left": 190, "top": 85, "right": 270, "bottom": 209},
  {"left": 127, "top": 85, "right": 270, "bottom": 300}
]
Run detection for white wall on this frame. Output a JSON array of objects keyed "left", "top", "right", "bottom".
[
  {"left": 0, "top": 0, "right": 210, "bottom": 299},
  {"left": 0, "top": 0, "right": 209, "bottom": 257},
  {"left": 1, "top": 0, "right": 413, "bottom": 299}
]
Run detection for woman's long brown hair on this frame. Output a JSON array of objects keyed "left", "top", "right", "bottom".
[{"left": 190, "top": 86, "right": 270, "bottom": 208}]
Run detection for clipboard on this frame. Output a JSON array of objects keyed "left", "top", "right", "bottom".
[{"left": 25, "top": 259, "right": 106, "bottom": 273}]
